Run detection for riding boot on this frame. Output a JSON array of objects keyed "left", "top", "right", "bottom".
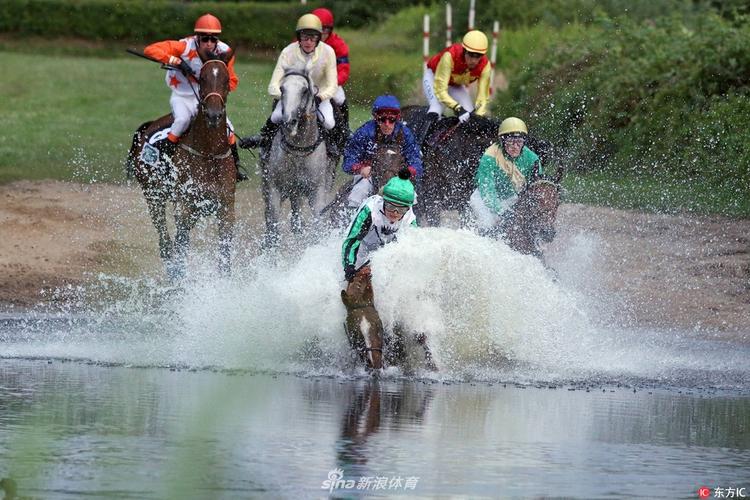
[
  {"left": 239, "top": 117, "right": 278, "bottom": 150},
  {"left": 231, "top": 143, "right": 249, "bottom": 182},
  {"left": 324, "top": 127, "right": 340, "bottom": 159},
  {"left": 157, "top": 135, "right": 178, "bottom": 160},
  {"left": 416, "top": 112, "right": 440, "bottom": 146},
  {"left": 339, "top": 100, "right": 352, "bottom": 144}
]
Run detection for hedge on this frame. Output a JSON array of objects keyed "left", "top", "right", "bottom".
[{"left": 0, "top": 0, "right": 311, "bottom": 49}]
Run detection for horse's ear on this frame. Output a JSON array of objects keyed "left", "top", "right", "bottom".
[{"left": 221, "top": 47, "right": 234, "bottom": 64}]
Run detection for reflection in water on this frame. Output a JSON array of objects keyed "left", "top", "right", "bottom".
[{"left": 335, "top": 382, "right": 433, "bottom": 486}]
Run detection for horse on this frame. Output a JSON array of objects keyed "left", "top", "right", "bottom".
[
  {"left": 401, "top": 106, "right": 557, "bottom": 228},
  {"left": 487, "top": 172, "right": 564, "bottom": 259},
  {"left": 126, "top": 55, "right": 236, "bottom": 279},
  {"left": 261, "top": 70, "right": 333, "bottom": 248},
  {"left": 323, "top": 135, "right": 407, "bottom": 227},
  {"left": 401, "top": 106, "right": 498, "bottom": 226},
  {"left": 342, "top": 288, "right": 437, "bottom": 373}
]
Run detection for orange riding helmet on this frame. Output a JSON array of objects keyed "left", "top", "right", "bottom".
[{"left": 194, "top": 14, "right": 222, "bottom": 34}]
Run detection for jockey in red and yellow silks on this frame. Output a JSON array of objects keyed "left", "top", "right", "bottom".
[
  {"left": 144, "top": 13, "right": 239, "bottom": 146},
  {"left": 424, "top": 30, "right": 491, "bottom": 119},
  {"left": 416, "top": 30, "right": 491, "bottom": 145}
]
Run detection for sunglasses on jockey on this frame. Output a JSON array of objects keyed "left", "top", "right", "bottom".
[
  {"left": 383, "top": 201, "right": 410, "bottom": 216},
  {"left": 197, "top": 34, "right": 218, "bottom": 43},
  {"left": 375, "top": 108, "right": 400, "bottom": 125}
]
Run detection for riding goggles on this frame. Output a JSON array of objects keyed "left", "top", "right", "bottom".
[
  {"left": 376, "top": 115, "right": 399, "bottom": 125},
  {"left": 465, "top": 51, "right": 484, "bottom": 59},
  {"left": 383, "top": 201, "right": 410, "bottom": 216},
  {"left": 199, "top": 35, "right": 218, "bottom": 43},
  {"left": 502, "top": 135, "right": 526, "bottom": 147},
  {"left": 298, "top": 31, "right": 321, "bottom": 42}
]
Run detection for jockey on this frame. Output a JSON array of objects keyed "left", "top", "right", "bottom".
[
  {"left": 143, "top": 14, "right": 244, "bottom": 179},
  {"left": 341, "top": 170, "right": 418, "bottom": 366},
  {"left": 312, "top": 7, "right": 352, "bottom": 147},
  {"left": 239, "top": 14, "right": 338, "bottom": 158},
  {"left": 470, "top": 117, "right": 542, "bottom": 229},
  {"left": 342, "top": 95, "right": 423, "bottom": 208},
  {"left": 416, "top": 30, "right": 492, "bottom": 144}
]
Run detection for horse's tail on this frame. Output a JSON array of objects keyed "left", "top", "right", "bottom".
[{"left": 125, "top": 121, "right": 152, "bottom": 180}]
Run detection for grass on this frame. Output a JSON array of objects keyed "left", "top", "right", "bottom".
[
  {"left": 1, "top": 43, "right": 747, "bottom": 217},
  {"left": 0, "top": 50, "right": 373, "bottom": 185}
]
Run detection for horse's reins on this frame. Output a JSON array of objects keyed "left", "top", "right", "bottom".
[{"left": 278, "top": 71, "right": 325, "bottom": 154}]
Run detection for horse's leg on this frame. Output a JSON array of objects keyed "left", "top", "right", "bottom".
[
  {"left": 289, "top": 195, "right": 302, "bottom": 234},
  {"left": 217, "top": 198, "right": 235, "bottom": 276},
  {"left": 262, "top": 177, "right": 282, "bottom": 249},
  {"left": 169, "top": 206, "right": 194, "bottom": 281},
  {"left": 143, "top": 189, "right": 173, "bottom": 261}
]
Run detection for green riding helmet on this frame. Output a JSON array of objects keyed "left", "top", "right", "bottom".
[{"left": 382, "top": 170, "right": 415, "bottom": 207}]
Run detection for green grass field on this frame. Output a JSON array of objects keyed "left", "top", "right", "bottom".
[
  {"left": 1, "top": 48, "right": 747, "bottom": 216},
  {"left": 0, "top": 50, "right": 372, "bottom": 184}
]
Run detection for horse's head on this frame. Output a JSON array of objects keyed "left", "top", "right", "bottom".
[
  {"left": 279, "top": 71, "right": 314, "bottom": 136},
  {"left": 517, "top": 179, "right": 561, "bottom": 243},
  {"left": 198, "top": 54, "right": 230, "bottom": 129}
]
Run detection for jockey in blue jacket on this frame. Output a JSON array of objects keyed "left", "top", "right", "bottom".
[{"left": 342, "top": 95, "right": 423, "bottom": 208}]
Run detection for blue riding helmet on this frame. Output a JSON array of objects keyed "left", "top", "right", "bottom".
[{"left": 372, "top": 95, "right": 401, "bottom": 115}]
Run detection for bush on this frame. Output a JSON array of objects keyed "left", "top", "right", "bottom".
[{"left": 494, "top": 13, "right": 750, "bottom": 186}]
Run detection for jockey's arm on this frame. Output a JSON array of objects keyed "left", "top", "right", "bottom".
[
  {"left": 342, "top": 126, "right": 369, "bottom": 174},
  {"left": 227, "top": 54, "right": 239, "bottom": 91},
  {"left": 144, "top": 40, "right": 187, "bottom": 65},
  {"left": 267, "top": 48, "right": 290, "bottom": 98},
  {"left": 400, "top": 125, "right": 424, "bottom": 178},
  {"left": 473, "top": 64, "right": 492, "bottom": 116},
  {"left": 328, "top": 34, "right": 350, "bottom": 86},
  {"left": 476, "top": 153, "right": 504, "bottom": 214},
  {"left": 316, "top": 45, "right": 338, "bottom": 101},
  {"left": 433, "top": 52, "right": 461, "bottom": 112},
  {"left": 342, "top": 206, "right": 372, "bottom": 270}
]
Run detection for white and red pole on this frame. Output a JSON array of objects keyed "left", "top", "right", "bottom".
[
  {"left": 445, "top": 3, "right": 452, "bottom": 47},
  {"left": 468, "top": 0, "right": 476, "bottom": 30},
  {"left": 423, "top": 14, "right": 431, "bottom": 66},
  {"left": 490, "top": 20, "right": 499, "bottom": 93}
]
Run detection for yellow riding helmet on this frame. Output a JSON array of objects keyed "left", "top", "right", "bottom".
[
  {"left": 498, "top": 117, "right": 528, "bottom": 136},
  {"left": 296, "top": 13, "right": 323, "bottom": 34},
  {"left": 461, "top": 30, "right": 488, "bottom": 54}
]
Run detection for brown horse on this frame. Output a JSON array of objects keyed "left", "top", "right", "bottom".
[
  {"left": 324, "top": 137, "right": 408, "bottom": 227},
  {"left": 491, "top": 173, "right": 564, "bottom": 259},
  {"left": 126, "top": 56, "right": 235, "bottom": 279}
]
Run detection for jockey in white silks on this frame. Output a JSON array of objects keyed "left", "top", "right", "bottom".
[{"left": 239, "top": 14, "right": 338, "bottom": 158}]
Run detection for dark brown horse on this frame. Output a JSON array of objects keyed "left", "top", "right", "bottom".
[
  {"left": 324, "top": 135, "right": 408, "bottom": 226},
  {"left": 489, "top": 173, "right": 564, "bottom": 259},
  {"left": 401, "top": 106, "right": 556, "bottom": 227},
  {"left": 126, "top": 56, "right": 236, "bottom": 279}
]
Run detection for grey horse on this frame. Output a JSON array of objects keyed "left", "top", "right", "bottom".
[{"left": 261, "top": 70, "right": 333, "bottom": 248}]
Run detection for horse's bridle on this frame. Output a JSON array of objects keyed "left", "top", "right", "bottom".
[
  {"left": 278, "top": 71, "right": 324, "bottom": 154},
  {"left": 199, "top": 59, "right": 228, "bottom": 115}
]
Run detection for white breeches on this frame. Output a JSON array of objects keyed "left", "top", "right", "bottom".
[
  {"left": 332, "top": 86, "right": 346, "bottom": 105},
  {"left": 347, "top": 176, "right": 373, "bottom": 208},
  {"left": 422, "top": 68, "right": 474, "bottom": 115},
  {"left": 271, "top": 99, "right": 335, "bottom": 130},
  {"left": 169, "top": 92, "right": 234, "bottom": 138}
]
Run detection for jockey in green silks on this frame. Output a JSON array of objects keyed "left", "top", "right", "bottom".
[
  {"left": 470, "top": 116, "right": 542, "bottom": 230},
  {"left": 340, "top": 170, "right": 435, "bottom": 371}
]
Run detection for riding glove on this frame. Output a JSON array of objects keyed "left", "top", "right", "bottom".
[
  {"left": 344, "top": 265, "right": 357, "bottom": 282},
  {"left": 178, "top": 61, "right": 194, "bottom": 79}
]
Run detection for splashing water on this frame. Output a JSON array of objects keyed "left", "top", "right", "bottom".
[{"left": 1, "top": 227, "right": 747, "bottom": 390}]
